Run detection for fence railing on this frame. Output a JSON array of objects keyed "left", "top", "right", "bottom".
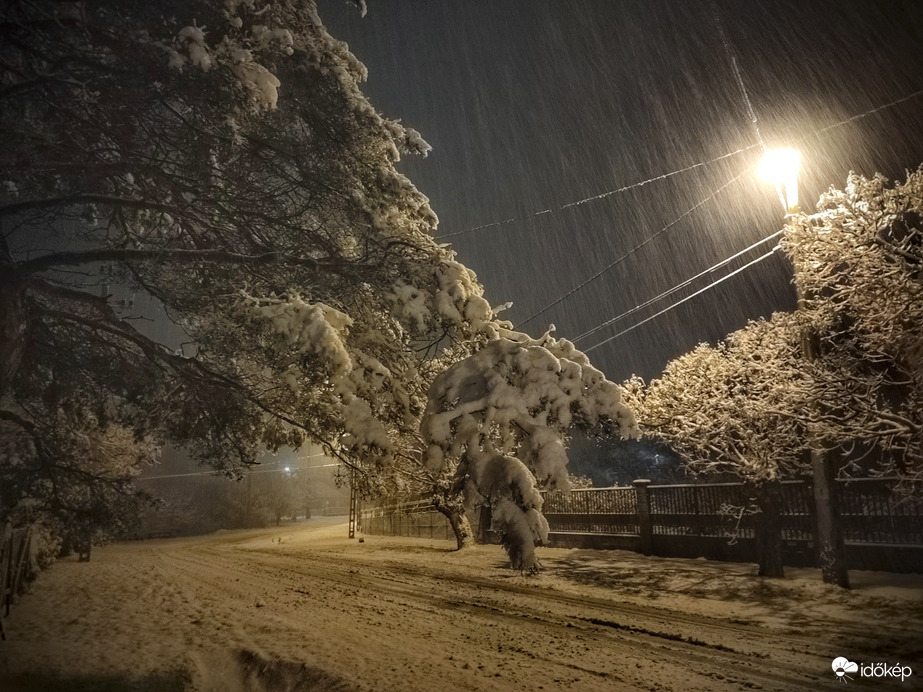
[
  {"left": 360, "top": 499, "right": 486, "bottom": 541},
  {"left": 1, "top": 524, "right": 35, "bottom": 641},
  {"left": 362, "top": 477, "right": 923, "bottom": 572}
]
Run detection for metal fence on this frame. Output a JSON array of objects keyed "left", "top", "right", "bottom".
[
  {"left": 1, "top": 525, "right": 35, "bottom": 641},
  {"left": 542, "top": 486, "right": 637, "bottom": 534},
  {"left": 362, "top": 477, "right": 923, "bottom": 572},
  {"left": 361, "top": 499, "right": 465, "bottom": 541}
]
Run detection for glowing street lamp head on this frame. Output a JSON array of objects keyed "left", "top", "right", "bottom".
[{"left": 758, "top": 148, "right": 800, "bottom": 212}]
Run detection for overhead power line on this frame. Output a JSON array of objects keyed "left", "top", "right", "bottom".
[
  {"left": 506, "top": 89, "right": 922, "bottom": 331},
  {"left": 442, "top": 88, "right": 923, "bottom": 243},
  {"left": 136, "top": 455, "right": 339, "bottom": 481},
  {"left": 583, "top": 246, "right": 781, "bottom": 353},
  {"left": 440, "top": 145, "right": 757, "bottom": 240},
  {"left": 514, "top": 167, "right": 752, "bottom": 329},
  {"left": 573, "top": 228, "right": 785, "bottom": 343}
]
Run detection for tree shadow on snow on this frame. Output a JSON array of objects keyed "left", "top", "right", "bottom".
[
  {"left": 0, "top": 652, "right": 357, "bottom": 692},
  {"left": 237, "top": 649, "right": 356, "bottom": 692},
  {"left": 0, "top": 669, "right": 188, "bottom": 692}
]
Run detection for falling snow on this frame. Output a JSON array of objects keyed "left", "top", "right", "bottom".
[{"left": 319, "top": 0, "right": 923, "bottom": 382}]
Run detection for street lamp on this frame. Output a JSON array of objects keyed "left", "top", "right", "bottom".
[
  {"left": 757, "top": 147, "right": 850, "bottom": 588},
  {"left": 758, "top": 148, "right": 800, "bottom": 214}
]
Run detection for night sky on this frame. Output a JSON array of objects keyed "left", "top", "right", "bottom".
[{"left": 318, "top": 0, "right": 923, "bottom": 382}]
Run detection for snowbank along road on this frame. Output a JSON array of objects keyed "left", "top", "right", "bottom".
[{"left": 1, "top": 517, "right": 921, "bottom": 691}]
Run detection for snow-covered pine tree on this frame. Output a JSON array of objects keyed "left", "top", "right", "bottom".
[
  {"left": 0, "top": 1, "right": 642, "bottom": 572},
  {"left": 0, "top": 0, "right": 502, "bottom": 538},
  {"left": 422, "top": 329, "right": 638, "bottom": 571}
]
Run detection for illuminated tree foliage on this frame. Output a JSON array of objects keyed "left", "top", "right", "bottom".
[
  {"left": 422, "top": 330, "right": 638, "bottom": 570},
  {"left": 0, "top": 0, "right": 498, "bottom": 536},
  {"left": 630, "top": 168, "right": 923, "bottom": 484},
  {"left": 0, "top": 1, "right": 639, "bottom": 569}
]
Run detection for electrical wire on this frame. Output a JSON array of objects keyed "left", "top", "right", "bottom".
[
  {"left": 509, "top": 89, "right": 923, "bottom": 332},
  {"left": 573, "top": 228, "right": 785, "bottom": 343},
  {"left": 514, "top": 166, "right": 752, "bottom": 329},
  {"left": 442, "top": 89, "right": 922, "bottom": 243},
  {"left": 438, "top": 145, "right": 758, "bottom": 240},
  {"left": 583, "top": 246, "right": 781, "bottom": 353}
]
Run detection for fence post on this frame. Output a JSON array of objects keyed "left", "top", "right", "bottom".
[
  {"left": 812, "top": 449, "right": 850, "bottom": 588},
  {"left": 634, "top": 479, "right": 653, "bottom": 556},
  {"left": 1, "top": 522, "right": 11, "bottom": 640}
]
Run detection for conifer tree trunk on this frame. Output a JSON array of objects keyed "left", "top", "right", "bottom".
[
  {"left": 0, "top": 277, "right": 27, "bottom": 397},
  {"left": 434, "top": 500, "right": 474, "bottom": 550}
]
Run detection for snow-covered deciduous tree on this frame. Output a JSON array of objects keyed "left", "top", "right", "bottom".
[
  {"left": 631, "top": 168, "right": 923, "bottom": 484},
  {"left": 623, "top": 312, "right": 807, "bottom": 484},
  {"left": 626, "top": 168, "right": 923, "bottom": 577},
  {"left": 422, "top": 329, "right": 638, "bottom": 571},
  {"left": 783, "top": 168, "right": 923, "bottom": 478}
]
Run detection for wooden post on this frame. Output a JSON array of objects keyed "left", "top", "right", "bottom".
[
  {"left": 348, "top": 466, "right": 358, "bottom": 539},
  {"left": 634, "top": 479, "right": 653, "bottom": 556},
  {"left": 0, "top": 522, "right": 11, "bottom": 641},
  {"left": 812, "top": 449, "right": 850, "bottom": 588}
]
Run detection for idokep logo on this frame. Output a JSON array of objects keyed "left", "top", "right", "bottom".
[
  {"left": 832, "top": 657, "right": 913, "bottom": 683},
  {"left": 832, "top": 658, "right": 859, "bottom": 682}
]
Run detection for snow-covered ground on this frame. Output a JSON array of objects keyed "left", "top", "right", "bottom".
[{"left": 1, "top": 517, "right": 920, "bottom": 691}]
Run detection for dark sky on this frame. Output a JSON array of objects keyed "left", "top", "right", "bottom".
[{"left": 318, "top": 0, "right": 923, "bottom": 382}]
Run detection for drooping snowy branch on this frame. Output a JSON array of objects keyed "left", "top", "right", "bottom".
[{"left": 422, "top": 329, "right": 638, "bottom": 570}]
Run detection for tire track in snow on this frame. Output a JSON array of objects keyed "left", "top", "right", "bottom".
[{"left": 164, "top": 541, "right": 836, "bottom": 691}]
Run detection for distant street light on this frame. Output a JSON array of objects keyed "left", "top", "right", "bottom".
[{"left": 758, "top": 148, "right": 800, "bottom": 214}]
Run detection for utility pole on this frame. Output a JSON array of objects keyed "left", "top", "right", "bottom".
[{"left": 760, "top": 148, "right": 848, "bottom": 587}]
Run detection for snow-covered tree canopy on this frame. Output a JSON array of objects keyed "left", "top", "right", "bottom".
[
  {"left": 783, "top": 168, "right": 923, "bottom": 476},
  {"left": 0, "top": 0, "right": 639, "bottom": 564},
  {"left": 629, "top": 168, "right": 923, "bottom": 485},
  {"left": 422, "top": 329, "right": 638, "bottom": 570},
  {"left": 624, "top": 312, "right": 808, "bottom": 483},
  {"left": 0, "top": 0, "right": 504, "bottom": 528}
]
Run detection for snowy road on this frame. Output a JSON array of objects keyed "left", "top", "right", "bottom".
[{"left": 2, "top": 518, "right": 920, "bottom": 691}]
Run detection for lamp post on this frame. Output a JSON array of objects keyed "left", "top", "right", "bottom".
[{"left": 758, "top": 148, "right": 850, "bottom": 588}]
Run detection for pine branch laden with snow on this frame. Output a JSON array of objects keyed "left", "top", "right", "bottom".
[
  {"left": 236, "top": 290, "right": 396, "bottom": 467},
  {"left": 0, "top": 0, "right": 497, "bottom": 536},
  {"left": 421, "top": 330, "right": 639, "bottom": 571}
]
